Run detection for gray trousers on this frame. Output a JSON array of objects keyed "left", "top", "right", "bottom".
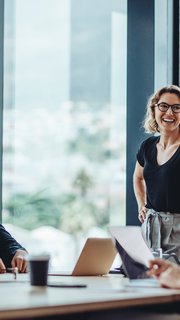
[{"left": 141, "top": 209, "right": 180, "bottom": 259}]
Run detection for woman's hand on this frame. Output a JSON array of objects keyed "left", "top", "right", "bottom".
[
  {"left": 11, "top": 250, "right": 28, "bottom": 273},
  {"left": 138, "top": 206, "right": 147, "bottom": 223},
  {"left": 147, "top": 259, "right": 180, "bottom": 289},
  {"left": 147, "top": 259, "right": 171, "bottom": 277},
  {"left": 0, "top": 258, "right": 6, "bottom": 273}
]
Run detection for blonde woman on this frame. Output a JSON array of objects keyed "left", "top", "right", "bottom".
[{"left": 133, "top": 85, "right": 180, "bottom": 259}]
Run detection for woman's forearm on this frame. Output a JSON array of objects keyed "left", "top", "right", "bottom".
[{"left": 133, "top": 175, "right": 146, "bottom": 210}]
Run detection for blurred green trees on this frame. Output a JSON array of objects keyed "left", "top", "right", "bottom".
[{"left": 4, "top": 168, "right": 110, "bottom": 234}]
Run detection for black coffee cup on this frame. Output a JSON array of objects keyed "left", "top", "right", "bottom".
[{"left": 28, "top": 254, "right": 50, "bottom": 286}]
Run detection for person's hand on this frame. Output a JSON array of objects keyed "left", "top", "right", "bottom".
[
  {"left": 138, "top": 206, "right": 147, "bottom": 223},
  {"left": 147, "top": 259, "right": 171, "bottom": 277},
  {"left": 11, "top": 250, "right": 28, "bottom": 273},
  {"left": 0, "top": 258, "right": 6, "bottom": 273},
  {"left": 147, "top": 259, "right": 180, "bottom": 289}
]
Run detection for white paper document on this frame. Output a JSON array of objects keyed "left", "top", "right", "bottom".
[{"left": 108, "top": 226, "right": 154, "bottom": 267}]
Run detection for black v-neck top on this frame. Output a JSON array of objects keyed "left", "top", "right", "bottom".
[{"left": 137, "top": 136, "right": 180, "bottom": 213}]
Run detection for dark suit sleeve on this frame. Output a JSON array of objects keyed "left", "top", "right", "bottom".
[{"left": 0, "top": 224, "right": 27, "bottom": 268}]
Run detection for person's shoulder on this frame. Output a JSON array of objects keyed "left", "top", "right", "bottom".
[
  {"left": 137, "top": 136, "right": 157, "bottom": 165},
  {"left": 140, "top": 135, "right": 159, "bottom": 147}
]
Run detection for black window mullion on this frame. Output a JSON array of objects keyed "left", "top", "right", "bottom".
[{"left": 172, "top": 0, "right": 179, "bottom": 85}]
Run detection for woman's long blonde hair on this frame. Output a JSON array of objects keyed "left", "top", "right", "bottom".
[{"left": 143, "top": 85, "right": 180, "bottom": 133}]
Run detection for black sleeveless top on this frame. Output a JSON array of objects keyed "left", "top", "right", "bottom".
[{"left": 137, "top": 136, "right": 180, "bottom": 213}]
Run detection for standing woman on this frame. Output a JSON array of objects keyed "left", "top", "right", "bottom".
[{"left": 133, "top": 85, "right": 180, "bottom": 258}]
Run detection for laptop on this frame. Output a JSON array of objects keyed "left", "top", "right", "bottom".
[
  {"left": 49, "top": 238, "right": 117, "bottom": 276},
  {"left": 108, "top": 226, "right": 160, "bottom": 286}
]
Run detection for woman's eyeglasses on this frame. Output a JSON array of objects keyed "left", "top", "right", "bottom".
[{"left": 155, "top": 102, "right": 180, "bottom": 113}]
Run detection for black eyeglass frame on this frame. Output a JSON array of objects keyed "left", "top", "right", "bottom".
[{"left": 155, "top": 102, "right": 180, "bottom": 114}]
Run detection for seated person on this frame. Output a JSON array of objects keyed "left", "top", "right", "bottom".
[
  {"left": 0, "top": 224, "right": 27, "bottom": 273},
  {"left": 147, "top": 258, "right": 180, "bottom": 289}
]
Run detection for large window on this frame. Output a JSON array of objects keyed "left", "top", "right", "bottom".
[{"left": 3, "top": 0, "right": 127, "bottom": 269}]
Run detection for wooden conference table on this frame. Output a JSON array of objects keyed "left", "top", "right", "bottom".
[{"left": 0, "top": 272, "right": 180, "bottom": 319}]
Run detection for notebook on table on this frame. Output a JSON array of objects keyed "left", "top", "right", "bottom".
[
  {"left": 108, "top": 226, "right": 160, "bottom": 287},
  {"left": 49, "top": 238, "right": 117, "bottom": 276}
]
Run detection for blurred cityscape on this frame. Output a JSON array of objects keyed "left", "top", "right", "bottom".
[{"left": 2, "top": 0, "right": 127, "bottom": 268}]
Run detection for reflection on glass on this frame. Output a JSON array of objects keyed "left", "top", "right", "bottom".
[{"left": 3, "top": 0, "right": 127, "bottom": 269}]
